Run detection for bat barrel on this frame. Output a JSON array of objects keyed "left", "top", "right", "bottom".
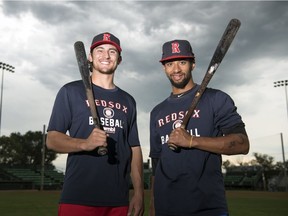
[
  {"left": 74, "top": 40, "right": 108, "bottom": 156},
  {"left": 169, "top": 18, "right": 241, "bottom": 153}
]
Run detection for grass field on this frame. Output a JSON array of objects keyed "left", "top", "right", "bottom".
[{"left": 0, "top": 190, "right": 288, "bottom": 216}]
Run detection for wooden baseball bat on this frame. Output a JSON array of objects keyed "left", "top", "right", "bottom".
[
  {"left": 74, "top": 41, "right": 108, "bottom": 156},
  {"left": 168, "top": 18, "right": 241, "bottom": 151}
]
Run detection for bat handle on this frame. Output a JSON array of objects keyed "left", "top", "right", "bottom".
[
  {"left": 168, "top": 124, "right": 186, "bottom": 152},
  {"left": 168, "top": 143, "right": 179, "bottom": 152},
  {"left": 97, "top": 146, "right": 108, "bottom": 156},
  {"left": 93, "top": 122, "right": 108, "bottom": 156}
]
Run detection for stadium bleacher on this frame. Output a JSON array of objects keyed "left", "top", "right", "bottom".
[
  {"left": 224, "top": 165, "right": 273, "bottom": 190},
  {"left": 1, "top": 163, "right": 285, "bottom": 191},
  {"left": 0, "top": 166, "right": 64, "bottom": 190}
]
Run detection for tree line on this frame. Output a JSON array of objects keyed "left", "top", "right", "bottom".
[
  {"left": 0, "top": 131, "right": 287, "bottom": 171},
  {"left": 222, "top": 152, "right": 287, "bottom": 171},
  {"left": 0, "top": 131, "right": 56, "bottom": 167}
]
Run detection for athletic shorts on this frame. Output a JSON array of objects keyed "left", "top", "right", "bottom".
[
  {"left": 58, "top": 204, "right": 129, "bottom": 216},
  {"left": 156, "top": 213, "right": 229, "bottom": 216}
]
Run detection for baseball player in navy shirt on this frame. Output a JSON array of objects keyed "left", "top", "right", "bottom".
[
  {"left": 149, "top": 39, "right": 250, "bottom": 216},
  {"left": 46, "top": 32, "right": 144, "bottom": 216}
]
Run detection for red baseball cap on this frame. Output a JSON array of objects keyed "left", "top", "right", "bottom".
[
  {"left": 160, "top": 39, "right": 194, "bottom": 63},
  {"left": 90, "top": 32, "right": 122, "bottom": 53}
]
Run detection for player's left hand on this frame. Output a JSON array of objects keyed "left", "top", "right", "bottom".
[{"left": 127, "top": 192, "right": 144, "bottom": 216}]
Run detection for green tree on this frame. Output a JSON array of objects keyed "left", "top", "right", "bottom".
[
  {"left": 222, "top": 159, "right": 231, "bottom": 170},
  {"left": 253, "top": 152, "right": 274, "bottom": 170},
  {"left": 253, "top": 152, "right": 275, "bottom": 190},
  {"left": 0, "top": 131, "right": 57, "bottom": 167}
]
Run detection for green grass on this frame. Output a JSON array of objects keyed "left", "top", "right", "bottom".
[
  {"left": 226, "top": 190, "right": 288, "bottom": 216},
  {"left": 0, "top": 190, "right": 59, "bottom": 216},
  {"left": 0, "top": 190, "right": 287, "bottom": 216}
]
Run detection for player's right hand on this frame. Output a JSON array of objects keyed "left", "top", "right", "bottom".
[{"left": 81, "top": 128, "right": 108, "bottom": 151}]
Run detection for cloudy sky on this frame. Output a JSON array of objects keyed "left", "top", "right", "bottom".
[{"left": 0, "top": 0, "right": 287, "bottom": 171}]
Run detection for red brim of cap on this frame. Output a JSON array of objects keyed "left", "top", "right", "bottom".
[
  {"left": 90, "top": 41, "right": 122, "bottom": 53},
  {"left": 159, "top": 55, "right": 194, "bottom": 63}
]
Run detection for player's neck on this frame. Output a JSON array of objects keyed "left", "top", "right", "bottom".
[
  {"left": 172, "top": 80, "right": 195, "bottom": 95},
  {"left": 91, "top": 73, "right": 115, "bottom": 89}
]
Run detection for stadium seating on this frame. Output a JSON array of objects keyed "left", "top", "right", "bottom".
[
  {"left": 0, "top": 166, "right": 64, "bottom": 190},
  {"left": 224, "top": 166, "right": 263, "bottom": 190}
]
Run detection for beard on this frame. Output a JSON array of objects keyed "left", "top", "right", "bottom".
[
  {"left": 98, "top": 68, "right": 115, "bottom": 75},
  {"left": 168, "top": 72, "right": 191, "bottom": 89},
  {"left": 91, "top": 63, "right": 116, "bottom": 75}
]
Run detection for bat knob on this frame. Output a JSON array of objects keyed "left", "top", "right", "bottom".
[
  {"left": 97, "top": 146, "right": 108, "bottom": 156},
  {"left": 168, "top": 143, "right": 180, "bottom": 152}
]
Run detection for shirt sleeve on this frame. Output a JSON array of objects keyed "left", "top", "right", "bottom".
[
  {"left": 47, "top": 86, "right": 72, "bottom": 133},
  {"left": 128, "top": 102, "right": 141, "bottom": 147},
  {"left": 212, "top": 90, "right": 246, "bottom": 135},
  {"left": 149, "top": 108, "right": 162, "bottom": 159}
]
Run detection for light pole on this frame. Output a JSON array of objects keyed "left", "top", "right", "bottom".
[
  {"left": 0, "top": 62, "right": 15, "bottom": 136},
  {"left": 274, "top": 79, "right": 288, "bottom": 191},
  {"left": 41, "top": 124, "right": 46, "bottom": 191}
]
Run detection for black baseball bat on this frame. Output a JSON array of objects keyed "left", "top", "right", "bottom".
[
  {"left": 168, "top": 18, "right": 241, "bottom": 151},
  {"left": 74, "top": 41, "right": 108, "bottom": 156}
]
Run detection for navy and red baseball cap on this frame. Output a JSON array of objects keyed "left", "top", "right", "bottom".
[
  {"left": 90, "top": 32, "right": 122, "bottom": 53},
  {"left": 160, "top": 39, "right": 194, "bottom": 63}
]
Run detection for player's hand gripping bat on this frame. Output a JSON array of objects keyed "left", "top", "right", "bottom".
[
  {"left": 168, "top": 18, "right": 242, "bottom": 151},
  {"left": 74, "top": 41, "right": 108, "bottom": 156}
]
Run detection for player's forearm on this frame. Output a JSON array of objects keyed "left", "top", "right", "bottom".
[
  {"left": 149, "top": 175, "right": 155, "bottom": 216},
  {"left": 46, "top": 130, "right": 85, "bottom": 153},
  {"left": 130, "top": 146, "right": 144, "bottom": 195},
  {"left": 193, "top": 133, "right": 249, "bottom": 155}
]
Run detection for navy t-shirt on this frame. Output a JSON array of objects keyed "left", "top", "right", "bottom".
[
  {"left": 47, "top": 80, "right": 140, "bottom": 207},
  {"left": 149, "top": 84, "right": 245, "bottom": 215}
]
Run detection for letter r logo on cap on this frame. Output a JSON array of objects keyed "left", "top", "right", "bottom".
[
  {"left": 171, "top": 42, "right": 180, "bottom": 54},
  {"left": 103, "top": 33, "right": 111, "bottom": 41}
]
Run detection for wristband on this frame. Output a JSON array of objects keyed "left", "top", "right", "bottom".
[{"left": 189, "top": 135, "right": 193, "bottom": 148}]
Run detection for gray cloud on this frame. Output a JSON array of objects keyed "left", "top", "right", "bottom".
[{"left": 0, "top": 1, "right": 287, "bottom": 167}]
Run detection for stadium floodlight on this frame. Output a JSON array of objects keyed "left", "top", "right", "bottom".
[
  {"left": 273, "top": 79, "right": 288, "bottom": 191},
  {"left": 0, "top": 62, "right": 15, "bottom": 136}
]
